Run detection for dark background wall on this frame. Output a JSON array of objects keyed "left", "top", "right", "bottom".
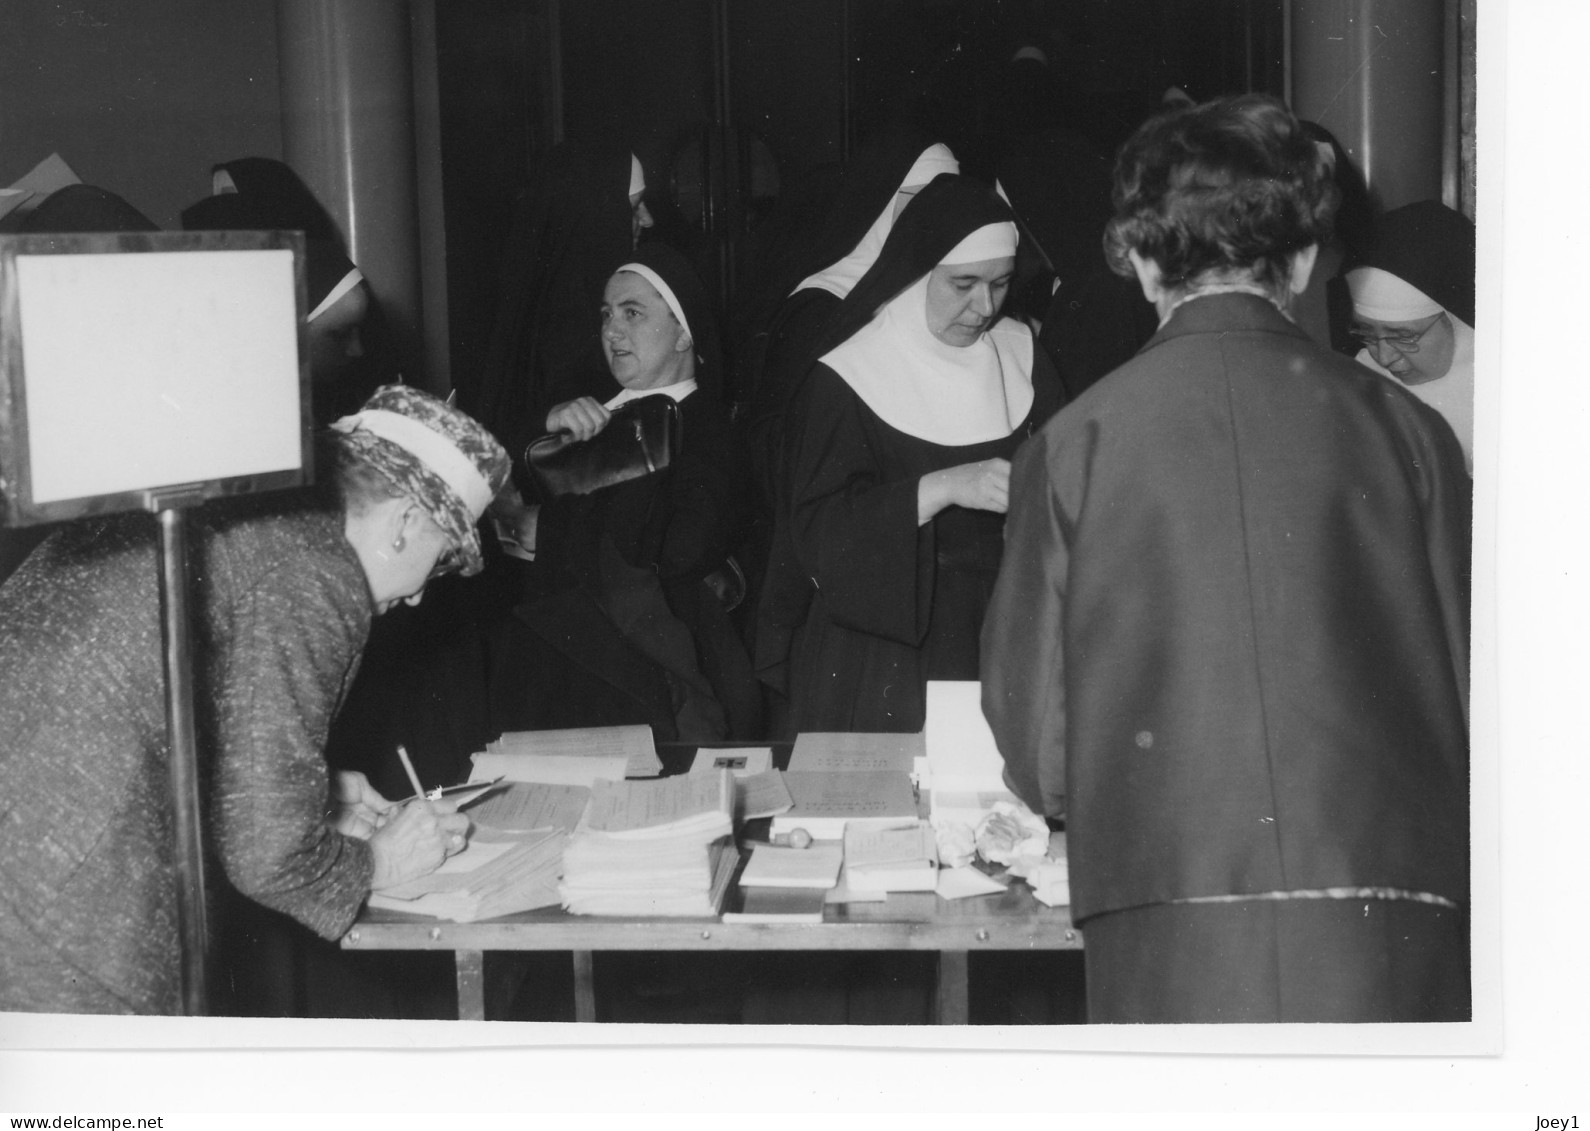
[
  {"left": 0, "top": 0, "right": 1287, "bottom": 390},
  {"left": 0, "top": 0, "right": 283, "bottom": 229}
]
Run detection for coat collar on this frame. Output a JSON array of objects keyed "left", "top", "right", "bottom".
[{"left": 1139, "top": 291, "right": 1314, "bottom": 354}]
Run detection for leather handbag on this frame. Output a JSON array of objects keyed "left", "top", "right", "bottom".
[{"left": 524, "top": 394, "right": 682, "bottom": 498}]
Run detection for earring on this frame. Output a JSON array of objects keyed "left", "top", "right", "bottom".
[{"left": 392, "top": 534, "right": 406, "bottom": 552}]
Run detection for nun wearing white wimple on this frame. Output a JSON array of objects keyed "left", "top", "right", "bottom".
[
  {"left": 757, "top": 173, "right": 1064, "bottom": 736},
  {"left": 1346, "top": 200, "right": 1476, "bottom": 474}
]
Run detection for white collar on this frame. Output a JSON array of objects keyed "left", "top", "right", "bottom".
[{"left": 604, "top": 377, "right": 697, "bottom": 411}]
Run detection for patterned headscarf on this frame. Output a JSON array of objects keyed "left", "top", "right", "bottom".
[{"left": 330, "top": 385, "right": 510, "bottom": 576}]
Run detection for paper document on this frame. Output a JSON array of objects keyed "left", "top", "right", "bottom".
[
  {"left": 582, "top": 770, "right": 731, "bottom": 837},
  {"left": 487, "top": 724, "right": 663, "bottom": 778},
  {"left": 467, "top": 781, "right": 590, "bottom": 834},
  {"left": 924, "top": 681, "right": 1022, "bottom": 826},
  {"left": 690, "top": 746, "right": 773, "bottom": 776},
  {"left": 368, "top": 828, "right": 566, "bottom": 922},
  {"left": 771, "top": 770, "right": 920, "bottom": 838},
  {"left": 788, "top": 731, "right": 923, "bottom": 774},
  {"left": 472, "top": 751, "right": 628, "bottom": 787},
  {"left": 735, "top": 769, "right": 794, "bottom": 821},
  {"left": 936, "top": 866, "right": 1008, "bottom": 900}
]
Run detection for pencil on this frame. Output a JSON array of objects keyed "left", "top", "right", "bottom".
[{"left": 396, "top": 744, "right": 425, "bottom": 802}]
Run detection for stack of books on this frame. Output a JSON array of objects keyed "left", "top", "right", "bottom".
[
  {"left": 367, "top": 827, "right": 566, "bottom": 922},
  {"left": 560, "top": 770, "right": 738, "bottom": 917}
]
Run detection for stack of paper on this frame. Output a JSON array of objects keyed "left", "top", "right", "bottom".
[
  {"left": 367, "top": 828, "right": 565, "bottom": 922},
  {"left": 923, "top": 681, "right": 1022, "bottom": 828},
  {"left": 842, "top": 821, "right": 939, "bottom": 893},
  {"left": 474, "top": 724, "right": 662, "bottom": 784},
  {"left": 467, "top": 781, "right": 590, "bottom": 835},
  {"left": 560, "top": 771, "right": 738, "bottom": 916},
  {"left": 769, "top": 769, "right": 919, "bottom": 840}
]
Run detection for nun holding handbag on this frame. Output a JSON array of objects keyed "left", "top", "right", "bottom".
[{"left": 524, "top": 393, "right": 682, "bottom": 499}]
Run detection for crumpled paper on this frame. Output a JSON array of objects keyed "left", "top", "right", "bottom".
[
  {"left": 974, "top": 801, "right": 1049, "bottom": 866},
  {"left": 933, "top": 821, "right": 977, "bottom": 869}
]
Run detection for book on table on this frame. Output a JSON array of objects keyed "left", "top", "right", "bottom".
[
  {"left": 738, "top": 842, "right": 844, "bottom": 889},
  {"left": 722, "top": 886, "right": 828, "bottom": 924},
  {"left": 769, "top": 769, "right": 920, "bottom": 840}
]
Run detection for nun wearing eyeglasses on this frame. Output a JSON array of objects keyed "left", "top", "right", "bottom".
[
  {"left": 758, "top": 174, "right": 1064, "bottom": 735},
  {"left": 1347, "top": 200, "right": 1477, "bottom": 474},
  {"left": 0, "top": 387, "right": 510, "bottom": 1015}
]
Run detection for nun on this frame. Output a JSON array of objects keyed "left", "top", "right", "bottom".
[
  {"left": 483, "top": 242, "right": 758, "bottom": 742},
  {"left": 1346, "top": 200, "right": 1477, "bottom": 473},
  {"left": 742, "top": 135, "right": 959, "bottom": 503},
  {"left": 462, "top": 143, "right": 654, "bottom": 459},
  {"left": 760, "top": 173, "right": 1064, "bottom": 734}
]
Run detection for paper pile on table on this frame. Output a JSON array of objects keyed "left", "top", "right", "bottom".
[
  {"left": 560, "top": 770, "right": 737, "bottom": 916},
  {"left": 367, "top": 827, "right": 566, "bottom": 922}
]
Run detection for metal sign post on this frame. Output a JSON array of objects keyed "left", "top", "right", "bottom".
[{"left": 151, "top": 486, "right": 210, "bottom": 1016}]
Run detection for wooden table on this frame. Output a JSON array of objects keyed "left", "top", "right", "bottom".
[{"left": 342, "top": 877, "right": 1081, "bottom": 1023}]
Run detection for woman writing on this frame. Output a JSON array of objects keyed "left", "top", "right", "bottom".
[
  {"left": 0, "top": 386, "right": 510, "bottom": 1014},
  {"left": 759, "top": 174, "right": 1064, "bottom": 734}
]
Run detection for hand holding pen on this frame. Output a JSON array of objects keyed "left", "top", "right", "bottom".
[{"left": 366, "top": 746, "right": 473, "bottom": 891}]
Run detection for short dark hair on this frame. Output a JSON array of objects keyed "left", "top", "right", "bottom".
[{"left": 1104, "top": 94, "right": 1338, "bottom": 293}]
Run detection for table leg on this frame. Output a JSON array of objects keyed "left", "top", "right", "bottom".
[
  {"left": 935, "top": 950, "right": 970, "bottom": 1025},
  {"left": 572, "top": 950, "right": 596, "bottom": 1023},
  {"left": 456, "top": 950, "right": 486, "bottom": 1021}
]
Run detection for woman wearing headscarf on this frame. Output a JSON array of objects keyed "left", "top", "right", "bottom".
[
  {"left": 461, "top": 143, "right": 654, "bottom": 459},
  {"left": 0, "top": 386, "right": 510, "bottom": 1014},
  {"left": 760, "top": 173, "right": 1064, "bottom": 734},
  {"left": 742, "top": 135, "right": 959, "bottom": 504},
  {"left": 1346, "top": 200, "right": 1477, "bottom": 474},
  {"left": 484, "top": 242, "right": 757, "bottom": 742}
]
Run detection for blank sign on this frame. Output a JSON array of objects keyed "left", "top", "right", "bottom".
[{"left": 14, "top": 247, "right": 302, "bottom": 505}]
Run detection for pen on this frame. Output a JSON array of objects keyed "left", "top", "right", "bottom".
[{"left": 396, "top": 744, "right": 425, "bottom": 803}]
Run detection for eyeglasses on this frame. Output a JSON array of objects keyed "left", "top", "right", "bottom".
[
  {"left": 427, "top": 544, "right": 463, "bottom": 582},
  {"left": 1350, "top": 314, "right": 1446, "bottom": 356}
]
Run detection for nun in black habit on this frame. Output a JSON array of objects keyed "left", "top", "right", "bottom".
[
  {"left": 481, "top": 242, "right": 758, "bottom": 743},
  {"left": 459, "top": 143, "right": 653, "bottom": 459},
  {"left": 740, "top": 134, "right": 959, "bottom": 506},
  {"left": 757, "top": 174, "right": 1065, "bottom": 735}
]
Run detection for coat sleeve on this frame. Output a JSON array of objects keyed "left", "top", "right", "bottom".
[
  {"left": 980, "top": 424, "right": 1070, "bottom": 819},
  {"left": 208, "top": 548, "right": 375, "bottom": 941},
  {"left": 785, "top": 364, "right": 934, "bottom": 645},
  {"left": 535, "top": 394, "right": 747, "bottom": 583}
]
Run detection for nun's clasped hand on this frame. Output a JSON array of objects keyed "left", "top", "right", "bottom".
[
  {"left": 545, "top": 396, "right": 611, "bottom": 442},
  {"left": 368, "top": 796, "right": 472, "bottom": 891},
  {"left": 917, "top": 457, "right": 1011, "bottom": 524}
]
